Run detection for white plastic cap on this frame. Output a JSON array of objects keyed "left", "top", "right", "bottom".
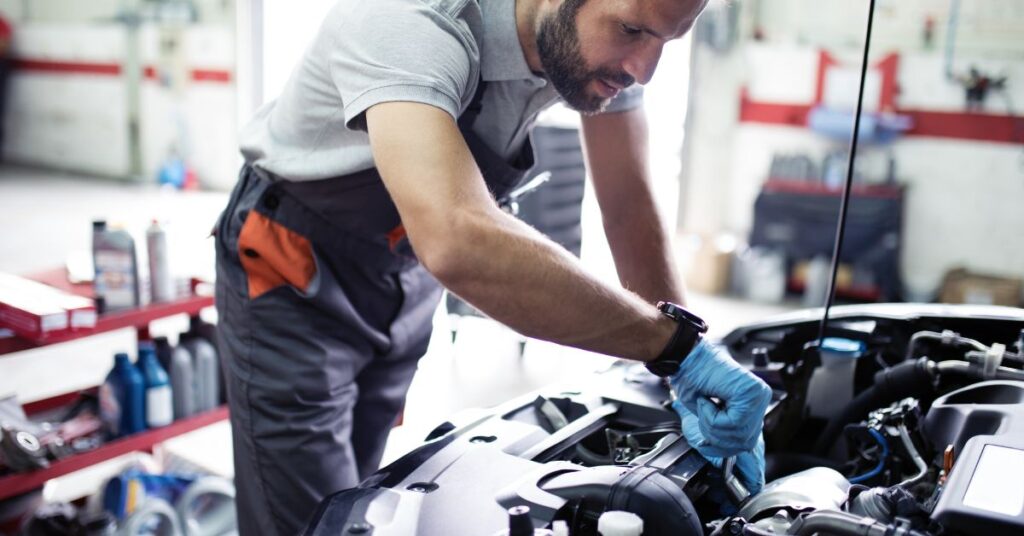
[
  {"left": 551, "top": 520, "right": 570, "bottom": 536},
  {"left": 597, "top": 511, "right": 644, "bottom": 536}
]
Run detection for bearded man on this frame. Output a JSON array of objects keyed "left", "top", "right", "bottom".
[{"left": 216, "top": 0, "right": 770, "bottom": 533}]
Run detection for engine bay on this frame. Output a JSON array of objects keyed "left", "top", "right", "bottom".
[{"left": 304, "top": 304, "right": 1024, "bottom": 536}]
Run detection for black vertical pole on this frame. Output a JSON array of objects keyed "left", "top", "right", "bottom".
[{"left": 819, "top": 0, "right": 878, "bottom": 345}]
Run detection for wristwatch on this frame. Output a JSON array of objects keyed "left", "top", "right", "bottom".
[{"left": 645, "top": 301, "right": 709, "bottom": 377}]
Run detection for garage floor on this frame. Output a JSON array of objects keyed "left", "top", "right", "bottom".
[{"left": 0, "top": 164, "right": 798, "bottom": 503}]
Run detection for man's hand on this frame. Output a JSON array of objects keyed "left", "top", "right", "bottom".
[
  {"left": 673, "top": 401, "right": 766, "bottom": 495},
  {"left": 668, "top": 340, "right": 772, "bottom": 457}
]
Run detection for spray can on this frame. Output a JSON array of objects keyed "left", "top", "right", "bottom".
[
  {"left": 146, "top": 220, "right": 174, "bottom": 303},
  {"left": 136, "top": 342, "right": 173, "bottom": 428},
  {"left": 99, "top": 353, "right": 147, "bottom": 438},
  {"left": 92, "top": 221, "right": 140, "bottom": 312}
]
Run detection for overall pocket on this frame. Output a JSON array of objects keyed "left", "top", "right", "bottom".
[{"left": 236, "top": 210, "right": 320, "bottom": 301}]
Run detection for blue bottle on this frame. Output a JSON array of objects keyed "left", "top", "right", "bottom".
[
  {"left": 99, "top": 353, "right": 147, "bottom": 438},
  {"left": 137, "top": 341, "right": 174, "bottom": 428}
]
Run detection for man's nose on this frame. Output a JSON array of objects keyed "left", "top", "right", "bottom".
[{"left": 622, "top": 41, "right": 663, "bottom": 86}]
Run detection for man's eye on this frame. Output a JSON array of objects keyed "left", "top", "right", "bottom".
[{"left": 620, "top": 24, "right": 642, "bottom": 35}]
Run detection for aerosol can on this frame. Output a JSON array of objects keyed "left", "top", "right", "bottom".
[{"left": 146, "top": 220, "right": 174, "bottom": 303}]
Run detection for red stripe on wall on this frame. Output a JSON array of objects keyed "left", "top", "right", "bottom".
[
  {"left": 190, "top": 68, "right": 231, "bottom": 83},
  {"left": 902, "top": 109, "right": 1022, "bottom": 144},
  {"left": 739, "top": 90, "right": 812, "bottom": 127},
  {"left": 740, "top": 93, "right": 1024, "bottom": 145},
  {"left": 12, "top": 59, "right": 232, "bottom": 85},
  {"left": 11, "top": 58, "right": 121, "bottom": 76}
]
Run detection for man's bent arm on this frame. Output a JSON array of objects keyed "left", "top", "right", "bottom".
[
  {"left": 366, "top": 101, "right": 675, "bottom": 362},
  {"left": 581, "top": 107, "right": 687, "bottom": 306}
]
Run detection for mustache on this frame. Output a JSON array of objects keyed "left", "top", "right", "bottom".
[{"left": 593, "top": 70, "right": 635, "bottom": 88}]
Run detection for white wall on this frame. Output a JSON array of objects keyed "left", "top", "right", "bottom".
[
  {"left": 3, "top": 25, "right": 133, "bottom": 177},
  {"left": 261, "top": 0, "right": 337, "bottom": 104},
  {"left": 0, "top": 0, "right": 233, "bottom": 24},
  {"left": 756, "top": 0, "right": 1024, "bottom": 57},
  {"left": 139, "top": 24, "right": 238, "bottom": 189},
  {"left": 682, "top": 2, "right": 1024, "bottom": 299},
  {"left": 0, "top": 0, "right": 239, "bottom": 188}
]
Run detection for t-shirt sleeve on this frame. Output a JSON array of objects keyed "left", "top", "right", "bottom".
[
  {"left": 325, "top": 0, "right": 476, "bottom": 131},
  {"left": 600, "top": 84, "right": 644, "bottom": 114}
]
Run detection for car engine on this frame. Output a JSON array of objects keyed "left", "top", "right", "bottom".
[{"left": 304, "top": 304, "right": 1024, "bottom": 536}]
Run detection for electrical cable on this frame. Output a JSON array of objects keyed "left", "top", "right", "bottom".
[
  {"left": 896, "top": 424, "right": 929, "bottom": 488},
  {"left": 849, "top": 428, "right": 889, "bottom": 484},
  {"left": 817, "top": 0, "right": 877, "bottom": 346}
]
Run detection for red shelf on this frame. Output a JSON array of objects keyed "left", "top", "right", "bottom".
[
  {"left": 0, "top": 268, "right": 214, "bottom": 356},
  {"left": 0, "top": 405, "right": 229, "bottom": 500},
  {"left": 763, "top": 179, "right": 903, "bottom": 200}
]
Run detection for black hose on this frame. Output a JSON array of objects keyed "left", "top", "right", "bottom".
[{"left": 813, "top": 358, "right": 935, "bottom": 455}]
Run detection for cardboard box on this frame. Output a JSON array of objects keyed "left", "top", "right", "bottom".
[
  {"left": 939, "top": 268, "right": 1022, "bottom": 307},
  {"left": 0, "top": 272, "right": 97, "bottom": 341},
  {"left": 680, "top": 234, "right": 736, "bottom": 295}
]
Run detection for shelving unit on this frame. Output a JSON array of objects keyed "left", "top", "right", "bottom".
[
  {"left": 0, "top": 405, "right": 228, "bottom": 500},
  {"left": 0, "top": 268, "right": 214, "bottom": 355},
  {"left": 0, "top": 267, "right": 224, "bottom": 501}
]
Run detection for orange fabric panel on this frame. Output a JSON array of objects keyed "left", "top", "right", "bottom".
[
  {"left": 237, "top": 211, "right": 316, "bottom": 299},
  {"left": 386, "top": 224, "right": 407, "bottom": 252}
]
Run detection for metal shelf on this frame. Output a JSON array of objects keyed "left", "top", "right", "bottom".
[
  {"left": 0, "top": 268, "right": 214, "bottom": 356},
  {"left": 0, "top": 405, "right": 229, "bottom": 500},
  {"left": 0, "top": 268, "right": 224, "bottom": 501}
]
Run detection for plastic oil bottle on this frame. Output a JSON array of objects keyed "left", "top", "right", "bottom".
[
  {"left": 169, "top": 341, "right": 196, "bottom": 419},
  {"left": 136, "top": 341, "right": 173, "bottom": 428},
  {"left": 99, "top": 353, "right": 147, "bottom": 438},
  {"left": 182, "top": 333, "right": 219, "bottom": 412},
  {"left": 183, "top": 317, "right": 220, "bottom": 411},
  {"left": 92, "top": 220, "right": 141, "bottom": 312}
]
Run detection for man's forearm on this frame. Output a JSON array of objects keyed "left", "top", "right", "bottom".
[
  {"left": 602, "top": 192, "right": 687, "bottom": 306},
  {"left": 426, "top": 204, "right": 676, "bottom": 362}
]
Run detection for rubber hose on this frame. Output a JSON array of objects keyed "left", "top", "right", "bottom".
[
  {"left": 791, "top": 510, "right": 929, "bottom": 536},
  {"left": 813, "top": 358, "right": 935, "bottom": 455},
  {"left": 937, "top": 360, "right": 1024, "bottom": 381}
]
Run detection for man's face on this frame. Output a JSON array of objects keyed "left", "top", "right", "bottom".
[{"left": 537, "top": 0, "right": 706, "bottom": 113}]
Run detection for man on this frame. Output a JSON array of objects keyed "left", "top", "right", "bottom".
[{"left": 216, "top": 0, "right": 771, "bottom": 534}]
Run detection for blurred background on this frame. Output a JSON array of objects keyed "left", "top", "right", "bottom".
[{"left": 0, "top": 0, "right": 1022, "bottom": 532}]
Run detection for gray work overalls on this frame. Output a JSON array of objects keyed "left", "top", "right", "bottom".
[{"left": 213, "top": 81, "right": 534, "bottom": 536}]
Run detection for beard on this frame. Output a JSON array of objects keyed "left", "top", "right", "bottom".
[{"left": 536, "top": 0, "right": 635, "bottom": 114}]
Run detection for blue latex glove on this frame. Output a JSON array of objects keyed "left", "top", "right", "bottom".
[
  {"left": 669, "top": 340, "right": 771, "bottom": 457},
  {"left": 673, "top": 400, "right": 766, "bottom": 495}
]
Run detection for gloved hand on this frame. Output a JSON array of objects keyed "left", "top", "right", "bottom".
[
  {"left": 673, "top": 400, "right": 766, "bottom": 495},
  {"left": 668, "top": 340, "right": 771, "bottom": 458}
]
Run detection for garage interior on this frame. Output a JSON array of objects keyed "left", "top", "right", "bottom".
[{"left": 0, "top": 1, "right": 1022, "bottom": 535}]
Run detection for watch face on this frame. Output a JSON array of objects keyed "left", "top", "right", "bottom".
[{"left": 659, "top": 302, "right": 709, "bottom": 334}]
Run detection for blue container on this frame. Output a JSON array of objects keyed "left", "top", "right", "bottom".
[
  {"left": 99, "top": 353, "right": 147, "bottom": 438},
  {"left": 137, "top": 341, "right": 174, "bottom": 427}
]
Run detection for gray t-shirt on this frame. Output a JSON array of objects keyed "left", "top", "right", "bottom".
[{"left": 239, "top": 0, "right": 643, "bottom": 182}]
